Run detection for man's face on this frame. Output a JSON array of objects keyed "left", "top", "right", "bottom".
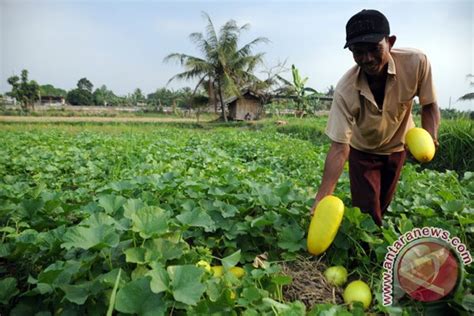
[{"left": 349, "top": 37, "right": 393, "bottom": 77}]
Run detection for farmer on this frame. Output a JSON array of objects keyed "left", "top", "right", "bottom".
[{"left": 311, "top": 9, "right": 440, "bottom": 226}]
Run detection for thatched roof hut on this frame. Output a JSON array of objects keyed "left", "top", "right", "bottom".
[{"left": 225, "top": 89, "right": 265, "bottom": 121}]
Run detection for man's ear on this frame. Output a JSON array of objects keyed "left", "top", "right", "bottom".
[{"left": 388, "top": 35, "right": 397, "bottom": 49}]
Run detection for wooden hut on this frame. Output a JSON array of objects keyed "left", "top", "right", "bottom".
[
  {"left": 39, "top": 95, "right": 65, "bottom": 106},
  {"left": 225, "top": 89, "right": 264, "bottom": 121}
]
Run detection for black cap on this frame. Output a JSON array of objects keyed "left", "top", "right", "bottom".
[{"left": 344, "top": 9, "right": 390, "bottom": 48}]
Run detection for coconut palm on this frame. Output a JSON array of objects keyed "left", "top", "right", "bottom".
[
  {"left": 458, "top": 74, "right": 474, "bottom": 101},
  {"left": 164, "top": 12, "right": 269, "bottom": 121}
]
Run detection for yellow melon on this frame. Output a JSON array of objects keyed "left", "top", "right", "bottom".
[
  {"left": 307, "top": 195, "right": 344, "bottom": 255},
  {"left": 405, "top": 127, "right": 435, "bottom": 163}
]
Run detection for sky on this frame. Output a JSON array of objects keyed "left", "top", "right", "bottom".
[{"left": 1, "top": 0, "right": 472, "bottom": 111}]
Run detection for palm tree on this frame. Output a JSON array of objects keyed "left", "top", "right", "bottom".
[
  {"left": 458, "top": 74, "right": 474, "bottom": 101},
  {"left": 164, "top": 12, "right": 269, "bottom": 121}
]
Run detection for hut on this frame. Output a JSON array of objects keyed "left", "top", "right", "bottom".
[
  {"left": 39, "top": 95, "right": 65, "bottom": 106},
  {"left": 225, "top": 89, "right": 265, "bottom": 121}
]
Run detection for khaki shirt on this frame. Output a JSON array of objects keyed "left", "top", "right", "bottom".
[{"left": 326, "top": 48, "right": 437, "bottom": 154}]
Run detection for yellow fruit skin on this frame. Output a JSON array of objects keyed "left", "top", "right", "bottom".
[
  {"left": 230, "top": 266, "right": 245, "bottom": 278},
  {"left": 211, "top": 266, "right": 245, "bottom": 278},
  {"left": 211, "top": 266, "right": 224, "bottom": 277},
  {"left": 405, "top": 127, "right": 435, "bottom": 163},
  {"left": 343, "top": 280, "right": 372, "bottom": 309},
  {"left": 196, "top": 260, "right": 211, "bottom": 272},
  {"left": 307, "top": 195, "right": 344, "bottom": 255}
]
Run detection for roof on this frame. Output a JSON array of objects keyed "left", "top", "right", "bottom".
[{"left": 224, "top": 89, "right": 262, "bottom": 105}]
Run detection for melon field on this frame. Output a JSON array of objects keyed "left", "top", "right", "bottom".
[{"left": 0, "top": 119, "right": 473, "bottom": 315}]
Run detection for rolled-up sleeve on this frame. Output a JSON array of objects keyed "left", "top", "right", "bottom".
[
  {"left": 417, "top": 54, "right": 437, "bottom": 106},
  {"left": 325, "top": 92, "right": 354, "bottom": 144}
]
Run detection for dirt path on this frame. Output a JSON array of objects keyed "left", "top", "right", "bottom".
[{"left": 0, "top": 116, "right": 201, "bottom": 123}]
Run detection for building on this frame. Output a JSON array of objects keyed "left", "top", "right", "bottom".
[
  {"left": 225, "top": 89, "right": 265, "bottom": 121},
  {"left": 39, "top": 95, "right": 65, "bottom": 106}
]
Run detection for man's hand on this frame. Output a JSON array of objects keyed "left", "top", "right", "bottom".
[
  {"left": 311, "top": 142, "right": 349, "bottom": 216},
  {"left": 421, "top": 102, "right": 440, "bottom": 145}
]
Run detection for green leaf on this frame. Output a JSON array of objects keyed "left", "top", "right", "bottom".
[
  {"left": 37, "top": 261, "right": 81, "bottom": 286},
  {"left": 61, "top": 225, "right": 119, "bottom": 250},
  {"left": 98, "top": 194, "right": 127, "bottom": 214},
  {"left": 115, "top": 277, "right": 166, "bottom": 316},
  {"left": 131, "top": 206, "right": 169, "bottom": 239},
  {"left": 222, "top": 250, "right": 241, "bottom": 269},
  {"left": 241, "top": 286, "right": 262, "bottom": 303},
  {"left": 344, "top": 207, "right": 364, "bottom": 225},
  {"left": 277, "top": 224, "right": 305, "bottom": 252},
  {"left": 272, "top": 274, "right": 292, "bottom": 286},
  {"left": 146, "top": 264, "right": 169, "bottom": 294},
  {"left": 144, "top": 238, "right": 187, "bottom": 263},
  {"left": 167, "top": 265, "right": 205, "bottom": 306},
  {"left": 441, "top": 200, "right": 464, "bottom": 213},
  {"left": 462, "top": 294, "right": 474, "bottom": 312},
  {"left": 124, "top": 247, "right": 146, "bottom": 264},
  {"left": 213, "top": 200, "right": 239, "bottom": 218},
  {"left": 0, "top": 277, "right": 19, "bottom": 304},
  {"left": 60, "top": 280, "right": 99, "bottom": 305},
  {"left": 123, "top": 198, "right": 145, "bottom": 219},
  {"left": 176, "top": 208, "right": 216, "bottom": 232}
]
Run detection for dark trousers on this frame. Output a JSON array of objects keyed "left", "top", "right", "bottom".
[{"left": 348, "top": 147, "right": 406, "bottom": 226}]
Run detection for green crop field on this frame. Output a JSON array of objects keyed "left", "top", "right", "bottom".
[{"left": 0, "top": 119, "right": 473, "bottom": 315}]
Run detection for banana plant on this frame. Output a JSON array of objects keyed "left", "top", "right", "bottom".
[{"left": 276, "top": 64, "right": 318, "bottom": 118}]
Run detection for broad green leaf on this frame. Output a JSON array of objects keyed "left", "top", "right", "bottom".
[
  {"left": 0, "top": 277, "right": 19, "bottom": 304},
  {"left": 146, "top": 264, "right": 169, "bottom": 294},
  {"left": 108, "top": 180, "right": 135, "bottom": 192},
  {"left": 213, "top": 200, "right": 238, "bottom": 218},
  {"left": 277, "top": 224, "right": 305, "bottom": 252},
  {"left": 123, "top": 198, "right": 145, "bottom": 219},
  {"left": 167, "top": 265, "right": 205, "bottom": 305},
  {"left": 115, "top": 277, "right": 166, "bottom": 316},
  {"left": 124, "top": 247, "right": 146, "bottom": 264},
  {"left": 98, "top": 194, "right": 127, "bottom": 214},
  {"left": 60, "top": 280, "right": 100, "bottom": 305},
  {"left": 131, "top": 206, "right": 169, "bottom": 239},
  {"left": 144, "top": 238, "right": 187, "bottom": 262},
  {"left": 461, "top": 294, "right": 474, "bottom": 312},
  {"left": 61, "top": 225, "right": 119, "bottom": 250},
  {"left": 441, "top": 200, "right": 464, "bottom": 213},
  {"left": 21, "top": 198, "right": 45, "bottom": 218},
  {"left": 222, "top": 250, "right": 241, "bottom": 269},
  {"left": 176, "top": 208, "right": 216, "bottom": 232},
  {"left": 241, "top": 286, "right": 262, "bottom": 303}
]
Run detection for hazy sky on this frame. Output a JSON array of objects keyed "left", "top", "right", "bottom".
[{"left": 1, "top": 0, "right": 472, "bottom": 110}]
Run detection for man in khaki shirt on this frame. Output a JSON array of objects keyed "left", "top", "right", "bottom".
[{"left": 312, "top": 9, "right": 440, "bottom": 225}]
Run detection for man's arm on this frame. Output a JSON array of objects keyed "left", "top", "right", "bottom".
[
  {"left": 311, "top": 141, "right": 350, "bottom": 214},
  {"left": 421, "top": 102, "right": 441, "bottom": 146}
]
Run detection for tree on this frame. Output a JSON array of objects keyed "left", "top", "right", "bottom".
[
  {"left": 276, "top": 64, "right": 318, "bottom": 118},
  {"left": 39, "top": 84, "right": 67, "bottom": 97},
  {"left": 164, "top": 12, "right": 268, "bottom": 122},
  {"left": 7, "top": 69, "right": 40, "bottom": 111},
  {"left": 93, "top": 85, "right": 118, "bottom": 106},
  {"left": 77, "top": 77, "right": 93, "bottom": 92},
  {"left": 67, "top": 78, "right": 94, "bottom": 105},
  {"left": 66, "top": 89, "right": 93, "bottom": 105},
  {"left": 130, "top": 88, "right": 146, "bottom": 106},
  {"left": 458, "top": 74, "right": 474, "bottom": 101}
]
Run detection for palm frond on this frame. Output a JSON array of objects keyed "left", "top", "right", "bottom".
[{"left": 458, "top": 92, "right": 474, "bottom": 101}]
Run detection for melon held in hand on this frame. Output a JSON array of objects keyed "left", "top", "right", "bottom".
[
  {"left": 405, "top": 127, "right": 436, "bottom": 163},
  {"left": 307, "top": 195, "right": 344, "bottom": 255}
]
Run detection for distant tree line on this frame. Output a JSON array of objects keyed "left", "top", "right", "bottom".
[{"left": 5, "top": 69, "right": 195, "bottom": 111}]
